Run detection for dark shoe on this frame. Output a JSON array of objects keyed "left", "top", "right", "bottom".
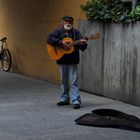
[
  {"left": 73, "top": 104, "right": 80, "bottom": 109},
  {"left": 57, "top": 101, "right": 70, "bottom": 106}
]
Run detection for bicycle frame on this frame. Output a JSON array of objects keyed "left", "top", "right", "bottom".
[{"left": 0, "top": 37, "right": 12, "bottom": 72}]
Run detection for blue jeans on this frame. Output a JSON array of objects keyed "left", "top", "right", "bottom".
[{"left": 58, "top": 64, "right": 81, "bottom": 104}]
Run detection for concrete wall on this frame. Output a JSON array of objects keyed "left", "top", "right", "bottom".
[
  {"left": 0, "top": 0, "right": 87, "bottom": 83},
  {"left": 79, "top": 20, "right": 140, "bottom": 106}
]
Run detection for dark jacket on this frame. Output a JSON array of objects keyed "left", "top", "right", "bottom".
[{"left": 47, "top": 26, "right": 87, "bottom": 64}]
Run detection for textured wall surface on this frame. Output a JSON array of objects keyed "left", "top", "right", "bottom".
[{"left": 79, "top": 20, "right": 140, "bottom": 106}]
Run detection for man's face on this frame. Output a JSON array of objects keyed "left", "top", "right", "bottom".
[{"left": 62, "top": 19, "right": 73, "bottom": 31}]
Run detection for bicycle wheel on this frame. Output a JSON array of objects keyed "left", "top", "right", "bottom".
[{"left": 1, "top": 49, "right": 12, "bottom": 72}]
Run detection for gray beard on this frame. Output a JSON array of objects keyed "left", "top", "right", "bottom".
[{"left": 64, "top": 24, "right": 72, "bottom": 30}]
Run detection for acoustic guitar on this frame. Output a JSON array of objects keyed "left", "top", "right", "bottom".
[{"left": 47, "top": 32, "right": 100, "bottom": 61}]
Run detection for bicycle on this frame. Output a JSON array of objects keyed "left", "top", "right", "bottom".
[{"left": 0, "top": 37, "right": 12, "bottom": 72}]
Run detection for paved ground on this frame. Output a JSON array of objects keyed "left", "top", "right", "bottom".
[{"left": 0, "top": 70, "right": 140, "bottom": 140}]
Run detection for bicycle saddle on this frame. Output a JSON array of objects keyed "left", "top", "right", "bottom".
[{"left": 0, "top": 37, "right": 7, "bottom": 42}]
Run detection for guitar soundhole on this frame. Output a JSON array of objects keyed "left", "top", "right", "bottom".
[{"left": 66, "top": 41, "right": 70, "bottom": 44}]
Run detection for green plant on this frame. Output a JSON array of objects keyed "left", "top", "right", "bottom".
[{"left": 81, "top": 0, "right": 140, "bottom": 23}]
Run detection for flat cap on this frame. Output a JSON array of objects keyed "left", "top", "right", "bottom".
[{"left": 62, "top": 16, "right": 74, "bottom": 22}]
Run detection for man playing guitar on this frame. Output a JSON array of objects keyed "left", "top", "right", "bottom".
[{"left": 47, "top": 16, "right": 88, "bottom": 109}]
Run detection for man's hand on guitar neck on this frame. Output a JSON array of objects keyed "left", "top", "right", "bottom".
[
  {"left": 79, "top": 39, "right": 87, "bottom": 45},
  {"left": 80, "top": 39, "right": 87, "bottom": 43}
]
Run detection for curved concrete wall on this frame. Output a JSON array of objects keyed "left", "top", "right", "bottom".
[{"left": 0, "top": 0, "right": 87, "bottom": 83}]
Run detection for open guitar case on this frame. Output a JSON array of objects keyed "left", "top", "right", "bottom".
[{"left": 75, "top": 109, "right": 140, "bottom": 132}]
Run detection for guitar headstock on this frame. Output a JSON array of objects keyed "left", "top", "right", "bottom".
[{"left": 87, "top": 32, "right": 100, "bottom": 40}]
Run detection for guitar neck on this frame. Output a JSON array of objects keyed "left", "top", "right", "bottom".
[
  {"left": 71, "top": 40, "right": 83, "bottom": 46},
  {"left": 71, "top": 37, "right": 89, "bottom": 46},
  {"left": 70, "top": 33, "right": 100, "bottom": 47}
]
